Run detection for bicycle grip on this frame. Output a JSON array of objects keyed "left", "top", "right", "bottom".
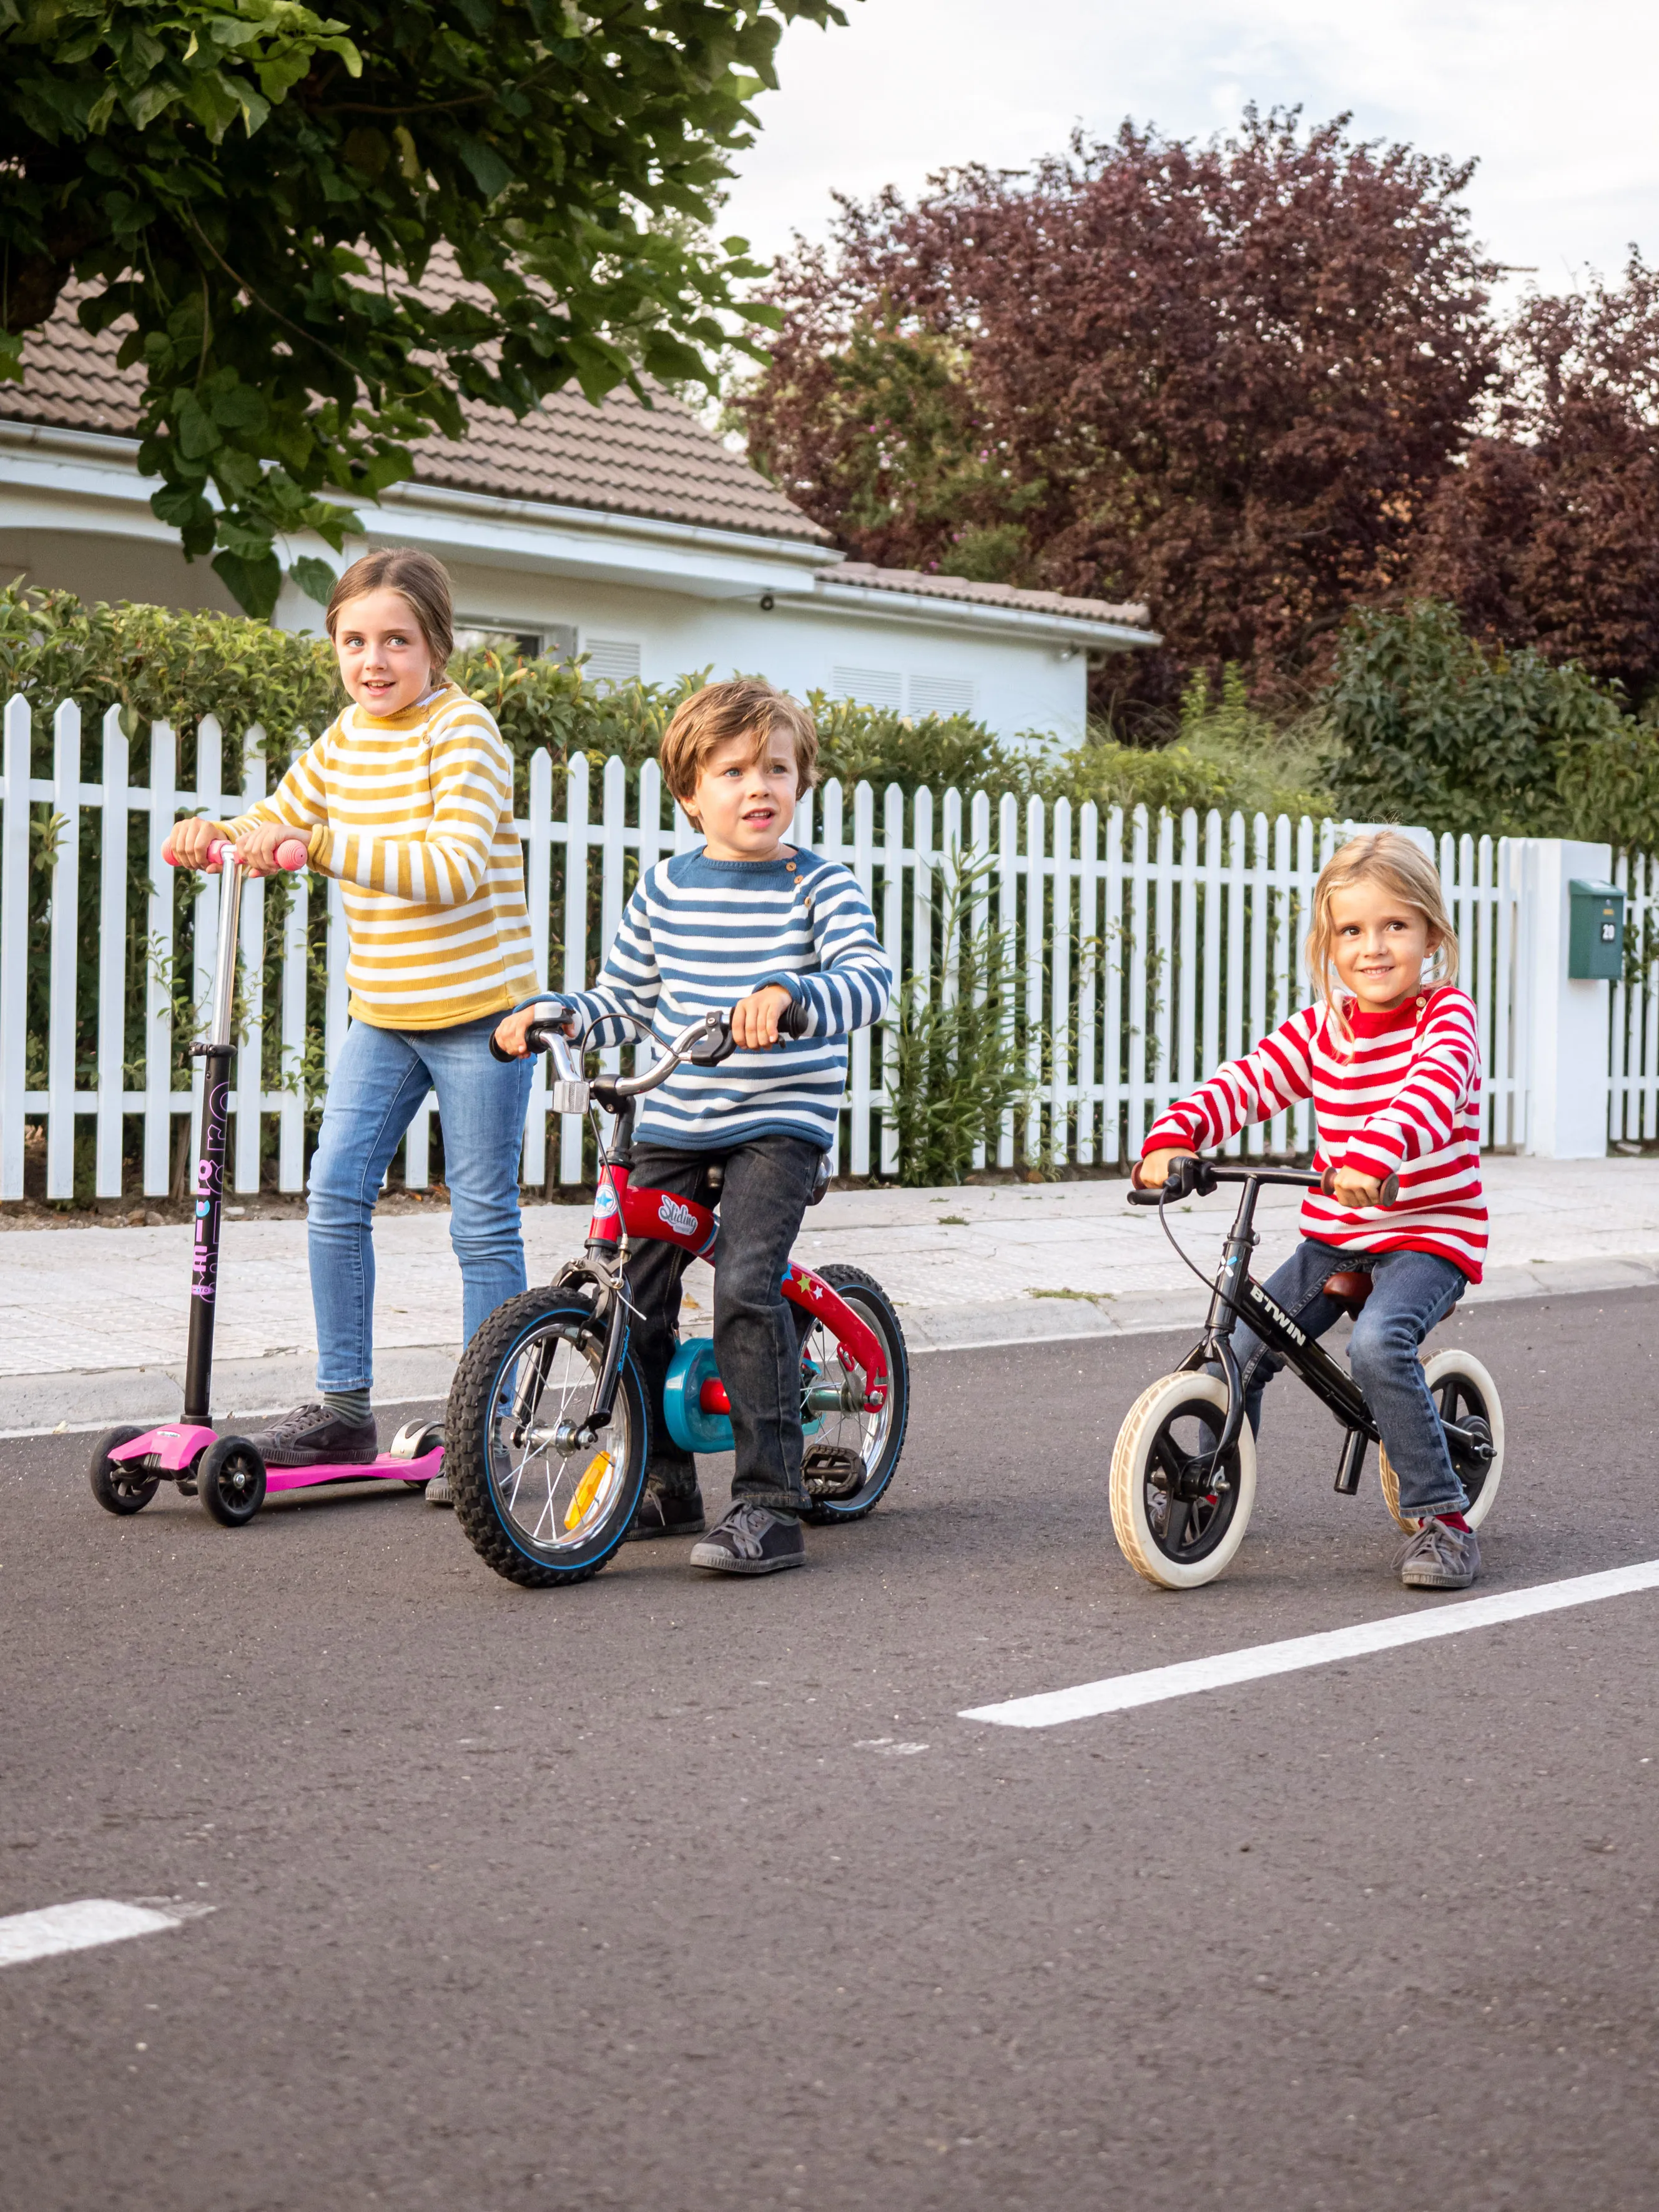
[
  {"left": 490, "top": 1016, "right": 567, "bottom": 1064},
  {"left": 1321, "top": 1167, "right": 1401, "bottom": 1207},
  {"left": 1127, "top": 1188, "right": 1163, "bottom": 1206},
  {"left": 776, "top": 997, "right": 809, "bottom": 1040}
]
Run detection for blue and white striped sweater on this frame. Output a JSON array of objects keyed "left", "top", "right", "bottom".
[{"left": 528, "top": 847, "right": 893, "bottom": 1150}]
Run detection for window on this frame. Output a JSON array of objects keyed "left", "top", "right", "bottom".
[
  {"left": 908, "top": 673, "right": 977, "bottom": 718},
  {"left": 453, "top": 619, "right": 578, "bottom": 664},
  {"left": 832, "top": 664, "right": 903, "bottom": 712},
  {"left": 583, "top": 637, "right": 643, "bottom": 688}
]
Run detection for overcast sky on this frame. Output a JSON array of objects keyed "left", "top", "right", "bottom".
[{"left": 721, "top": 0, "right": 1658, "bottom": 300}]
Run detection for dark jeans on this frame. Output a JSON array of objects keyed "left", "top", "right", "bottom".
[
  {"left": 1222, "top": 1237, "right": 1471, "bottom": 1520},
  {"left": 625, "top": 1135, "right": 824, "bottom": 1516}
]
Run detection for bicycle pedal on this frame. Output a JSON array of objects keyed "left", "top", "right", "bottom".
[{"left": 803, "top": 1443, "right": 864, "bottom": 1500}]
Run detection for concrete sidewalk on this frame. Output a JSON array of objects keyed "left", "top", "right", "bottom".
[{"left": 4, "top": 1156, "right": 1658, "bottom": 1432}]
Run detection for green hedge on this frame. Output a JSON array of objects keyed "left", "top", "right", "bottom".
[{"left": 0, "top": 587, "right": 1337, "bottom": 822}]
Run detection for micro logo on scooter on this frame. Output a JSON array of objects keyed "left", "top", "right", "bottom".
[{"left": 657, "top": 1195, "right": 698, "bottom": 1237}]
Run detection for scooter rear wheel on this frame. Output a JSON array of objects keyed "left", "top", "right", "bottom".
[
  {"left": 88, "top": 1426, "right": 159, "bottom": 1516},
  {"left": 1379, "top": 1349, "right": 1505, "bottom": 1533},
  {"left": 197, "top": 1436, "right": 267, "bottom": 1527},
  {"left": 1110, "top": 1371, "right": 1258, "bottom": 1589},
  {"left": 446, "top": 1290, "right": 649, "bottom": 1588}
]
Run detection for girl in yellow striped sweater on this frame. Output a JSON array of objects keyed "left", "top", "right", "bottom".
[{"left": 167, "top": 550, "right": 537, "bottom": 1487}]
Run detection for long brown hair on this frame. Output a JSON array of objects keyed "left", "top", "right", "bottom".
[
  {"left": 1306, "top": 831, "right": 1458, "bottom": 1038},
  {"left": 325, "top": 548, "right": 455, "bottom": 681}
]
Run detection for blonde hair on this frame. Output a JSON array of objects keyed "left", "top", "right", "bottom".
[
  {"left": 1306, "top": 831, "right": 1458, "bottom": 1030},
  {"left": 325, "top": 548, "right": 455, "bottom": 680},
  {"left": 659, "top": 679, "right": 819, "bottom": 824}
]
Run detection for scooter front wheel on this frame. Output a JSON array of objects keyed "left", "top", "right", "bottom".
[
  {"left": 197, "top": 1436, "right": 267, "bottom": 1527},
  {"left": 1110, "top": 1370, "right": 1257, "bottom": 1589},
  {"left": 1379, "top": 1349, "right": 1505, "bottom": 1533},
  {"left": 88, "top": 1426, "right": 159, "bottom": 1516},
  {"left": 446, "top": 1290, "right": 649, "bottom": 1588}
]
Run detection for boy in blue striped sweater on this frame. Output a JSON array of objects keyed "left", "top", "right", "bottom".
[{"left": 493, "top": 681, "right": 893, "bottom": 1575}]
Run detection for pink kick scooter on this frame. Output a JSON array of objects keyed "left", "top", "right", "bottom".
[{"left": 87, "top": 838, "right": 444, "bottom": 1526}]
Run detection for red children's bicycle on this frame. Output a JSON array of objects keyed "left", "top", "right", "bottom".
[{"left": 445, "top": 1006, "right": 910, "bottom": 1587}]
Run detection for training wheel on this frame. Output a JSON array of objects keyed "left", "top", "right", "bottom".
[
  {"left": 88, "top": 1426, "right": 160, "bottom": 1516},
  {"left": 197, "top": 1435, "right": 267, "bottom": 1527}
]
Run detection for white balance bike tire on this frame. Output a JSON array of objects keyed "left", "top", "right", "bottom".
[
  {"left": 1110, "top": 1370, "right": 1258, "bottom": 1590},
  {"left": 1379, "top": 1347, "right": 1505, "bottom": 1533}
]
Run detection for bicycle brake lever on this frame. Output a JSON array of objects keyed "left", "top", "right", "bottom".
[{"left": 689, "top": 1018, "right": 736, "bottom": 1066}]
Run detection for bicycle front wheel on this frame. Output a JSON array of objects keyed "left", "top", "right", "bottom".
[
  {"left": 1110, "top": 1370, "right": 1257, "bottom": 1589},
  {"left": 446, "top": 1290, "right": 649, "bottom": 1588}
]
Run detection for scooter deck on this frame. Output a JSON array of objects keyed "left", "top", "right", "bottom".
[
  {"left": 266, "top": 1447, "right": 443, "bottom": 1495},
  {"left": 109, "top": 1423, "right": 442, "bottom": 1495}
]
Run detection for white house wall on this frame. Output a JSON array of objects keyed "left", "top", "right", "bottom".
[
  {"left": 0, "top": 430, "right": 1118, "bottom": 745},
  {"left": 383, "top": 553, "right": 1090, "bottom": 744}
]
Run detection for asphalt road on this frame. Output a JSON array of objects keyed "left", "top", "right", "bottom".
[{"left": 3, "top": 1287, "right": 1657, "bottom": 2211}]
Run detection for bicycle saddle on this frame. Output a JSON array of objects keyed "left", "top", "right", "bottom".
[{"left": 1323, "top": 1269, "right": 1373, "bottom": 1319}]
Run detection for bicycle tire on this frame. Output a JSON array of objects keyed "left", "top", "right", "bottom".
[
  {"left": 446, "top": 1289, "right": 649, "bottom": 1588},
  {"left": 799, "top": 1263, "right": 909, "bottom": 1525},
  {"left": 1379, "top": 1347, "right": 1505, "bottom": 1533},
  {"left": 1110, "top": 1370, "right": 1257, "bottom": 1589}
]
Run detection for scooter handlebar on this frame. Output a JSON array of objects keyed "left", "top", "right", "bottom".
[{"left": 165, "top": 836, "right": 307, "bottom": 872}]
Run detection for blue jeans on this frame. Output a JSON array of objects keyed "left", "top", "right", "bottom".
[
  {"left": 1224, "top": 1237, "right": 1470, "bottom": 1520},
  {"left": 307, "top": 1015, "right": 534, "bottom": 1394}
]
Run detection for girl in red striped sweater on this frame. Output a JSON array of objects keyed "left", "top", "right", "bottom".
[{"left": 1137, "top": 831, "right": 1487, "bottom": 1590}]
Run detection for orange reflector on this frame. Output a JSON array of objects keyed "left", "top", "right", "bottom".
[{"left": 564, "top": 1452, "right": 611, "bottom": 1531}]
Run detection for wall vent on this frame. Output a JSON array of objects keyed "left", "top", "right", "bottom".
[
  {"left": 907, "top": 674, "right": 977, "bottom": 719},
  {"left": 832, "top": 665, "right": 904, "bottom": 712},
  {"left": 583, "top": 637, "right": 643, "bottom": 687}
]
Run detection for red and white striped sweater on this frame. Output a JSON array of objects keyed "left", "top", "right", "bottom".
[{"left": 1140, "top": 986, "right": 1487, "bottom": 1281}]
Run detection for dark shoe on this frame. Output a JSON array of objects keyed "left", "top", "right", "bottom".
[
  {"left": 625, "top": 1485, "right": 706, "bottom": 1541},
  {"left": 1396, "top": 1516, "right": 1480, "bottom": 1590},
  {"left": 689, "top": 1502, "right": 805, "bottom": 1576},
  {"left": 424, "top": 1473, "right": 455, "bottom": 1507},
  {"left": 250, "top": 1402, "right": 378, "bottom": 1469}
]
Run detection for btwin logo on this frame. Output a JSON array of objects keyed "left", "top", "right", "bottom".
[
  {"left": 1249, "top": 1282, "right": 1306, "bottom": 1347},
  {"left": 658, "top": 1195, "right": 699, "bottom": 1237}
]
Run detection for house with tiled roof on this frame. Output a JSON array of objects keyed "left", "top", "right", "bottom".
[{"left": 0, "top": 288, "right": 1155, "bottom": 740}]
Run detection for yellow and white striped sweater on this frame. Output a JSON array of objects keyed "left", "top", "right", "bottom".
[{"left": 234, "top": 684, "right": 537, "bottom": 1031}]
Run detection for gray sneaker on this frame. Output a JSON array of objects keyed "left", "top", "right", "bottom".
[
  {"left": 689, "top": 1502, "right": 805, "bottom": 1576},
  {"left": 425, "top": 1473, "right": 455, "bottom": 1507},
  {"left": 1397, "top": 1516, "right": 1480, "bottom": 1590}
]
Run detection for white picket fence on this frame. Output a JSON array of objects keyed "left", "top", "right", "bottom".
[{"left": 0, "top": 694, "right": 1550, "bottom": 1201}]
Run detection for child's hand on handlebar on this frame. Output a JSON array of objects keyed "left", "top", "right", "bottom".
[
  {"left": 492, "top": 1003, "right": 573, "bottom": 1059},
  {"left": 731, "top": 984, "right": 795, "bottom": 1050},
  {"left": 1329, "top": 1165, "right": 1387, "bottom": 1209},
  {"left": 1137, "top": 1147, "right": 1196, "bottom": 1189},
  {"left": 230, "top": 820, "right": 308, "bottom": 878},
  {"left": 164, "top": 817, "right": 236, "bottom": 871}
]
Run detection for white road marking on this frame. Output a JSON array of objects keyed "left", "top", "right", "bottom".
[
  {"left": 0, "top": 1897, "right": 212, "bottom": 1969},
  {"left": 960, "top": 1558, "right": 1659, "bottom": 1729}
]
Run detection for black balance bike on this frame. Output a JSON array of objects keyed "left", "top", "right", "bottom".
[{"left": 1108, "top": 1154, "right": 1504, "bottom": 1589}]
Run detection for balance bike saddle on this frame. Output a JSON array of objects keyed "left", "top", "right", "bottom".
[{"left": 1324, "top": 1269, "right": 1373, "bottom": 1319}]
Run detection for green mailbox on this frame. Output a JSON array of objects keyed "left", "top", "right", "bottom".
[{"left": 1568, "top": 878, "right": 1625, "bottom": 980}]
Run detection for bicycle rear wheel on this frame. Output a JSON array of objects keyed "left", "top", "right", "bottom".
[
  {"left": 799, "top": 1264, "right": 909, "bottom": 1524},
  {"left": 446, "top": 1290, "right": 649, "bottom": 1587},
  {"left": 1379, "top": 1348, "right": 1504, "bottom": 1533},
  {"left": 1110, "top": 1370, "right": 1257, "bottom": 1589}
]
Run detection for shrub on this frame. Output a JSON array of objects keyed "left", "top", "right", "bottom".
[{"left": 1326, "top": 598, "right": 1659, "bottom": 848}]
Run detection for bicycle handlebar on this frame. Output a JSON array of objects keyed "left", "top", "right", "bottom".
[
  {"left": 489, "top": 998, "right": 810, "bottom": 1092},
  {"left": 1128, "top": 1158, "right": 1400, "bottom": 1208}
]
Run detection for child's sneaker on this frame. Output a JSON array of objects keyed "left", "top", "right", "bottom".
[
  {"left": 425, "top": 1473, "right": 454, "bottom": 1507},
  {"left": 625, "top": 1485, "right": 706, "bottom": 1541},
  {"left": 689, "top": 1502, "right": 805, "bottom": 1576},
  {"left": 1396, "top": 1516, "right": 1480, "bottom": 1590}
]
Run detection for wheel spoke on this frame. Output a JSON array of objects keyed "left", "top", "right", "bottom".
[{"left": 1163, "top": 1498, "right": 1190, "bottom": 1552}]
